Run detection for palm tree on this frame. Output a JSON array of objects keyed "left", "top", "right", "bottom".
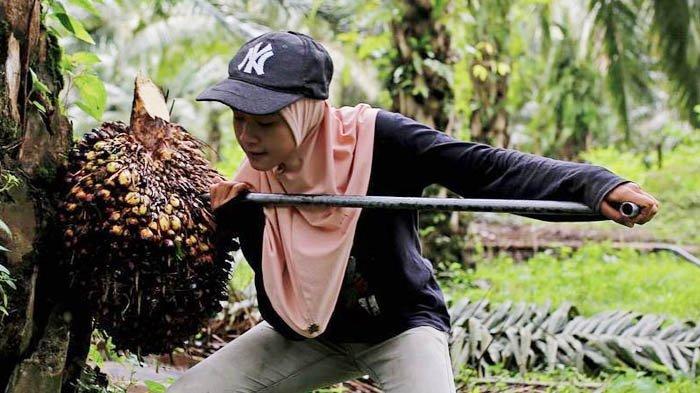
[
  {"left": 387, "top": 0, "right": 454, "bottom": 131},
  {"left": 595, "top": 0, "right": 699, "bottom": 133},
  {"left": 379, "top": 0, "right": 476, "bottom": 268}
]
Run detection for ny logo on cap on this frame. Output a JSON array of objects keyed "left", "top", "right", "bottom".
[{"left": 238, "top": 42, "right": 274, "bottom": 75}]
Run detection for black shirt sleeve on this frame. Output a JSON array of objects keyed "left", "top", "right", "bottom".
[
  {"left": 212, "top": 191, "right": 256, "bottom": 236},
  {"left": 375, "top": 110, "right": 629, "bottom": 219}
]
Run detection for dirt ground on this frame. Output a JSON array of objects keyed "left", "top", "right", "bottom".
[{"left": 465, "top": 213, "right": 698, "bottom": 262}]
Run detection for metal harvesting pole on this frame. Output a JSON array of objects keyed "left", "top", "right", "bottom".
[{"left": 212, "top": 193, "right": 640, "bottom": 219}]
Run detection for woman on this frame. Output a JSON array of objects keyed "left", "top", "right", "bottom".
[{"left": 168, "top": 31, "right": 659, "bottom": 393}]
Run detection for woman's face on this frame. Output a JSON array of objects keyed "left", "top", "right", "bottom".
[{"left": 233, "top": 110, "right": 297, "bottom": 171}]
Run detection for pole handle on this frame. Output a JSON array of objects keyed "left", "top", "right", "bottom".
[
  {"left": 202, "top": 192, "right": 641, "bottom": 219},
  {"left": 620, "top": 201, "right": 640, "bottom": 218}
]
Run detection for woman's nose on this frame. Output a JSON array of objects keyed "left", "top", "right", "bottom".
[{"left": 238, "top": 123, "right": 260, "bottom": 145}]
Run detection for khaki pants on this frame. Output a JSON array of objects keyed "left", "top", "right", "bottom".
[{"left": 167, "top": 320, "right": 456, "bottom": 393}]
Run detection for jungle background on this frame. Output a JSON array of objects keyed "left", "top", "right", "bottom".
[{"left": 1, "top": 0, "right": 699, "bottom": 392}]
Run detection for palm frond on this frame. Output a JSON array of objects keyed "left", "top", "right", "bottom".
[
  {"left": 591, "top": 0, "right": 631, "bottom": 143},
  {"left": 0, "top": 219, "right": 10, "bottom": 238},
  {"left": 651, "top": 0, "right": 700, "bottom": 128},
  {"left": 448, "top": 298, "right": 700, "bottom": 378},
  {"left": 191, "top": 0, "right": 270, "bottom": 39}
]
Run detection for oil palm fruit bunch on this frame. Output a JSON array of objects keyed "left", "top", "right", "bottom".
[{"left": 58, "top": 75, "right": 238, "bottom": 355}]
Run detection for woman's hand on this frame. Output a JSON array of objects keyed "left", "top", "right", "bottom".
[
  {"left": 600, "top": 182, "right": 660, "bottom": 227},
  {"left": 209, "top": 180, "right": 254, "bottom": 211}
]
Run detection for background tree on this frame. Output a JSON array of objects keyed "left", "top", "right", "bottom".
[{"left": 380, "top": 0, "right": 472, "bottom": 268}]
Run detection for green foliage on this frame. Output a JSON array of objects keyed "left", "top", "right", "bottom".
[
  {"left": 0, "top": 219, "right": 14, "bottom": 322},
  {"left": 46, "top": 0, "right": 96, "bottom": 44},
  {"left": 143, "top": 380, "right": 167, "bottom": 393},
  {"left": 444, "top": 0, "right": 696, "bottom": 155},
  {"left": 72, "top": 73, "right": 107, "bottom": 121},
  {"left": 43, "top": 0, "right": 107, "bottom": 121},
  {"left": 214, "top": 124, "right": 246, "bottom": 177},
  {"left": 444, "top": 244, "right": 700, "bottom": 387},
  {"left": 450, "top": 297, "right": 700, "bottom": 377},
  {"left": 591, "top": 0, "right": 635, "bottom": 143},
  {"left": 0, "top": 263, "right": 15, "bottom": 321},
  {"left": 311, "top": 386, "right": 346, "bottom": 393},
  {"left": 456, "top": 364, "right": 599, "bottom": 393},
  {"left": 78, "top": 329, "right": 166, "bottom": 392},
  {"left": 59, "top": 50, "right": 107, "bottom": 122},
  {"left": 524, "top": 27, "right": 607, "bottom": 157},
  {"left": 68, "top": 0, "right": 100, "bottom": 16},
  {"left": 229, "top": 259, "right": 254, "bottom": 293},
  {"left": 583, "top": 141, "right": 700, "bottom": 244},
  {"left": 456, "top": 364, "right": 700, "bottom": 392},
  {"left": 335, "top": 3, "right": 397, "bottom": 109},
  {"left": 441, "top": 244, "right": 700, "bottom": 320},
  {"left": 87, "top": 342, "right": 105, "bottom": 368},
  {"left": 581, "top": 147, "right": 649, "bottom": 183},
  {"left": 0, "top": 171, "right": 21, "bottom": 194},
  {"left": 86, "top": 330, "right": 128, "bottom": 370},
  {"left": 29, "top": 67, "right": 52, "bottom": 114},
  {"left": 0, "top": 218, "right": 10, "bottom": 239},
  {"left": 651, "top": 1, "right": 700, "bottom": 128},
  {"left": 73, "top": 365, "right": 124, "bottom": 393},
  {"left": 79, "top": 329, "right": 178, "bottom": 392}
]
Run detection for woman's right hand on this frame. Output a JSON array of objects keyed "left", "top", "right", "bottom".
[{"left": 209, "top": 180, "right": 254, "bottom": 211}]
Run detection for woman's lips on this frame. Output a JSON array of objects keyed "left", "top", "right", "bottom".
[{"left": 249, "top": 151, "right": 266, "bottom": 157}]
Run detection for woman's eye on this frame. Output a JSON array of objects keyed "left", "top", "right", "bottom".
[{"left": 258, "top": 121, "right": 275, "bottom": 127}]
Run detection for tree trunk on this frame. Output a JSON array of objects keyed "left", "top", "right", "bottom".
[
  {"left": 388, "top": 0, "right": 471, "bottom": 267},
  {"left": 207, "top": 112, "right": 222, "bottom": 164},
  {"left": 389, "top": 0, "right": 452, "bottom": 131},
  {"left": 468, "top": 42, "right": 510, "bottom": 148},
  {"left": 0, "top": 1, "right": 91, "bottom": 392}
]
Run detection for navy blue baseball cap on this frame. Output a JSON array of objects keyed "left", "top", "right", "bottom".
[{"left": 196, "top": 31, "right": 333, "bottom": 115}]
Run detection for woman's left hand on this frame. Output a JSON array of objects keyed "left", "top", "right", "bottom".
[{"left": 600, "top": 182, "right": 660, "bottom": 227}]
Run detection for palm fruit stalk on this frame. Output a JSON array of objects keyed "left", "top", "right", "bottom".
[{"left": 57, "top": 74, "right": 238, "bottom": 355}]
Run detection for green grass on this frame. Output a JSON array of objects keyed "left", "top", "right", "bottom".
[
  {"left": 440, "top": 243, "right": 700, "bottom": 320},
  {"left": 582, "top": 142, "right": 700, "bottom": 246},
  {"left": 440, "top": 243, "right": 700, "bottom": 392},
  {"left": 455, "top": 364, "right": 700, "bottom": 392}
]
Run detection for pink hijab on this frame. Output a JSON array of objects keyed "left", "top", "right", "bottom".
[{"left": 233, "top": 98, "right": 379, "bottom": 338}]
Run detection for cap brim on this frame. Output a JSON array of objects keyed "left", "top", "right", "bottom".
[{"left": 195, "top": 78, "right": 303, "bottom": 115}]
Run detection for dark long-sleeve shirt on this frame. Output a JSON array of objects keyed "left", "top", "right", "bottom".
[{"left": 215, "top": 109, "right": 628, "bottom": 344}]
